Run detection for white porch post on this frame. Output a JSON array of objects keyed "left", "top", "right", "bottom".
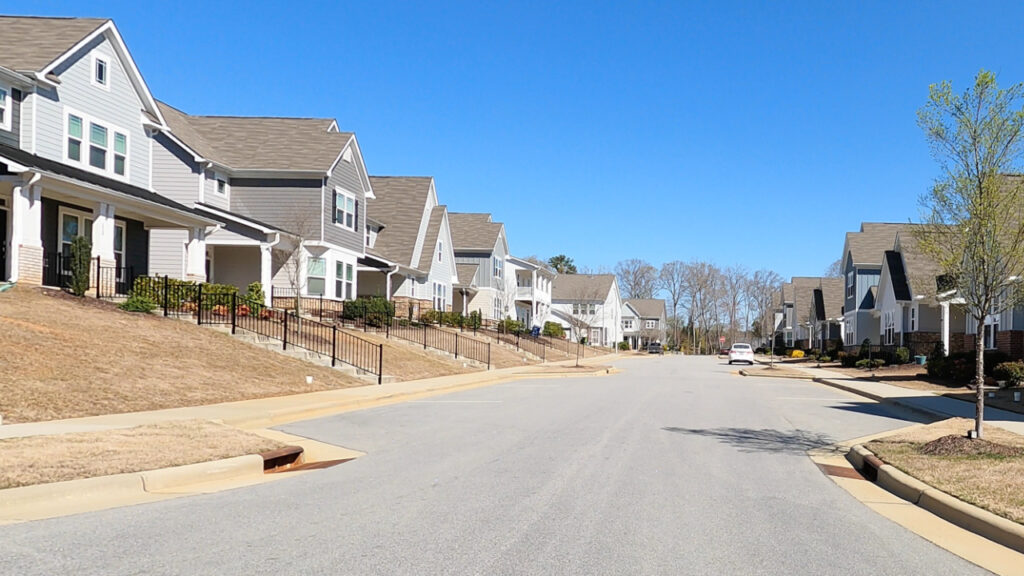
[
  {"left": 940, "top": 301, "right": 950, "bottom": 357},
  {"left": 185, "top": 227, "right": 206, "bottom": 282},
  {"left": 260, "top": 243, "right": 273, "bottom": 306},
  {"left": 10, "top": 182, "right": 43, "bottom": 284},
  {"left": 91, "top": 203, "right": 116, "bottom": 264}
]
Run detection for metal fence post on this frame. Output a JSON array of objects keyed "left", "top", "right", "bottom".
[
  {"left": 162, "top": 275, "right": 169, "bottom": 317},
  {"left": 196, "top": 284, "right": 203, "bottom": 325},
  {"left": 319, "top": 294, "right": 324, "bottom": 322},
  {"left": 94, "top": 257, "right": 101, "bottom": 298},
  {"left": 331, "top": 325, "right": 337, "bottom": 367},
  {"left": 423, "top": 323, "right": 428, "bottom": 350},
  {"left": 283, "top": 309, "right": 289, "bottom": 350},
  {"left": 377, "top": 344, "right": 383, "bottom": 385},
  {"left": 231, "top": 293, "right": 237, "bottom": 335},
  {"left": 455, "top": 334, "right": 460, "bottom": 359},
  {"left": 487, "top": 343, "right": 491, "bottom": 370}
]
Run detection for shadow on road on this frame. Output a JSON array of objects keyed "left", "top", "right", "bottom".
[{"left": 662, "top": 426, "right": 834, "bottom": 453}]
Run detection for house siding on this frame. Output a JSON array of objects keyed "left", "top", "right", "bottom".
[
  {"left": 148, "top": 229, "right": 187, "bottom": 278},
  {"left": 151, "top": 132, "right": 199, "bottom": 205},
  {"left": 203, "top": 170, "right": 230, "bottom": 211},
  {"left": 323, "top": 159, "right": 365, "bottom": 255},
  {"left": 35, "top": 35, "right": 152, "bottom": 189},
  {"left": 0, "top": 87, "right": 21, "bottom": 148},
  {"left": 426, "top": 217, "right": 455, "bottom": 309},
  {"left": 229, "top": 178, "right": 321, "bottom": 236},
  {"left": 20, "top": 90, "right": 32, "bottom": 151}
]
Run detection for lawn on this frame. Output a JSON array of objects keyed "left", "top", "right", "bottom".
[
  {"left": 0, "top": 286, "right": 366, "bottom": 423},
  {"left": 867, "top": 418, "right": 1024, "bottom": 525}
]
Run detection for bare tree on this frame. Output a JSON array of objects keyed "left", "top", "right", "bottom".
[
  {"left": 823, "top": 258, "right": 843, "bottom": 278},
  {"left": 721, "top": 266, "right": 748, "bottom": 345},
  {"left": 658, "top": 261, "right": 688, "bottom": 347},
  {"left": 271, "top": 214, "right": 319, "bottom": 318},
  {"left": 615, "top": 259, "right": 657, "bottom": 299}
]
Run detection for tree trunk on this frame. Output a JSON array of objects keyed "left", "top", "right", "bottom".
[{"left": 975, "top": 320, "right": 986, "bottom": 439}]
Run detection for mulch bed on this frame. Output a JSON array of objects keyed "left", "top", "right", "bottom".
[{"left": 919, "top": 434, "right": 1024, "bottom": 458}]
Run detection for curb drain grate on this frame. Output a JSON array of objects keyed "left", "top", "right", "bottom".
[
  {"left": 816, "top": 463, "right": 867, "bottom": 480},
  {"left": 267, "top": 458, "right": 355, "bottom": 473}
]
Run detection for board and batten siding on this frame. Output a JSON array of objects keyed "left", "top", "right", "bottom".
[
  {"left": 34, "top": 35, "right": 152, "bottom": 189},
  {"left": 426, "top": 216, "right": 455, "bottom": 306},
  {"left": 229, "top": 179, "right": 321, "bottom": 236},
  {"left": 0, "top": 87, "right": 21, "bottom": 148},
  {"left": 455, "top": 254, "right": 492, "bottom": 288},
  {"left": 151, "top": 133, "right": 199, "bottom": 205},
  {"left": 148, "top": 229, "right": 187, "bottom": 278},
  {"left": 322, "top": 156, "right": 365, "bottom": 255}
]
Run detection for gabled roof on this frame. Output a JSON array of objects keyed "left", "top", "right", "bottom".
[
  {"left": 896, "top": 231, "right": 945, "bottom": 304},
  {"left": 455, "top": 263, "right": 479, "bottom": 287},
  {"left": 365, "top": 176, "right": 433, "bottom": 270},
  {"left": 818, "top": 277, "right": 844, "bottom": 321},
  {"left": 416, "top": 205, "right": 447, "bottom": 272},
  {"left": 448, "top": 212, "right": 504, "bottom": 252},
  {"left": 845, "top": 223, "right": 913, "bottom": 267},
  {"left": 625, "top": 298, "right": 666, "bottom": 319},
  {"left": 792, "top": 277, "right": 820, "bottom": 325},
  {"left": 156, "top": 101, "right": 351, "bottom": 172},
  {"left": 0, "top": 16, "right": 106, "bottom": 72},
  {"left": 884, "top": 250, "right": 912, "bottom": 302},
  {"left": 781, "top": 282, "right": 793, "bottom": 304},
  {"left": 552, "top": 274, "right": 616, "bottom": 301}
]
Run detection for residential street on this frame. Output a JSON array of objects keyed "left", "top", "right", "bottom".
[{"left": 0, "top": 357, "right": 989, "bottom": 575}]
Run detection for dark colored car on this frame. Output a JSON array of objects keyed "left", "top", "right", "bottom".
[{"left": 647, "top": 342, "right": 663, "bottom": 354}]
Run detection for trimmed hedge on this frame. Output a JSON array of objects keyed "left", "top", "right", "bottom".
[{"left": 926, "top": 350, "right": 1010, "bottom": 382}]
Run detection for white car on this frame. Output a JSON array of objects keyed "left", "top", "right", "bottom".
[{"left": 728, "top": 343, "right": 754, "bottom": 365}]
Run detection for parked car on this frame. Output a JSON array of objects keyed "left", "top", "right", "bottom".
[
  {"left": 728, "top": 343, "right": 754, "bottom": 365},
  {"left": 647, "top": 342, "right": 663, "bottom": 354}
]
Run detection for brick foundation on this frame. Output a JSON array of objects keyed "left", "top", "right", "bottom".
[{"left": 996, "top": 330, "right": 1024, "bottom": 360}]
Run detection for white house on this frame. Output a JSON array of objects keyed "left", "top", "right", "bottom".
[
  {"left": 550, "top": 274, "right": 623, "bottom": 347},
  {"left": 505, "top": 255, "right": 555, "bottom": 330}
]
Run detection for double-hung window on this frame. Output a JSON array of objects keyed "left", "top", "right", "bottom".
[
  {"left": 434, "top": 282, "right": 446, "bottom": 311},
  {"left": 646, "top": 319, "right": 657, "bottom": 329},
  {"left": 113, "top": 132, "right": 127, "bottom": 176},
  {"left": 910, "top": 307, "right": 917, "bottom": 332},
  {"left": 89, "top": 123, "right": 108, "bottom": 169},
  {"left": 333, "top": 190, "right": 356, "bottom": 230},
  {"left": 437, "top": 242, "right": 443, "bottom": 263},
  {"left": 0, "top": 87, "right": 9, "bottom": 131},
  {"left": 335, "top": 261, "right": 353, "bottom": 300},
  {"left": 493, "top": 257, "right": 502, "bottom": 280},
  {"left": 307, "top": 257, "right": 326, "bottom": 296},
  {"left": 623, "top": 319, "right": 633, "bottom": 330},
  {"left": 884, "top": 311, "right": 895, "bottom": 345},
  {"left": 846, "top": 271, "right": 855, "bottom": 299},
  {"left": 66, "top": 109, "right": 128, "bottom": 178},
  {"left": 67, "top": 115, "right": 83, "bottom": 161}
]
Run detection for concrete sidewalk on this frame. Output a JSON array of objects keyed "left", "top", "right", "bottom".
[
  {"left": 784, "top": 365, "right": 1024, "bottom": 435},
  {"left": 0, "top": 355, "right": 620, "bottom": 440}
]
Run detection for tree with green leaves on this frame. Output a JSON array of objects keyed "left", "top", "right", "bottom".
[
  {"left": 547, "top": 254, "right": 577, "bottom": 274},
  {"left": 916, "top": 69, "right": 1024, "bottom": 439},
  {"left": 68, "top": 235, "right": 92, "bottom": 297}
]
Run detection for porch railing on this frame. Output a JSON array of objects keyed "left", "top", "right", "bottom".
[{"left": 42, "top": 252, "right": 136, "bottom": 300}]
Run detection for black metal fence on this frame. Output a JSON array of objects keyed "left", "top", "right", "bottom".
[
  {"left": 477, "top": 326, "right": 548, "bottom": 361},
  {"left": 43, "top": 252, "right": 136, "bottom": 299},
  {"left": 384, "top": 318, "right": 491, "bottom": 368},
  {"left": 131, "top": 276, "right": 383, "bottom": 383}
]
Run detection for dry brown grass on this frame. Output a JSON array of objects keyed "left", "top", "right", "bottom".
[
  {"left": 0, "top": 420, "right": 285, "bottom": 489},
  {"left": 867, "top": 418, "right": 1024, "bottom": 524},
  {"left": 339, "top": 329, "right": 479, "bottom": 381},
  {"left": 0, "top": 286, "right": 366, "bottom": 423}
]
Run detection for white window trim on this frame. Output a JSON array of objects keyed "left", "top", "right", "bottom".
[
  {"left": 335, "top": 260, "right": 354, "bottom": 300},
  {"left": 58, "top": 206, "right": 125, "bottom": 262},
  {"left": 63, "top": 106, "right": 130, "bottom": 181},
  {"left": 645, "top": 319, "right": 657, "bottom": 329},
  {"left": 334, "top": 188, "right": 357, "bottom": 231},
  {"left": 306, "top": 255, "right": 326, "bottom": 296},
  {"left": 214, "top": 173, "right": 230, "bottom": 199},
  {"left": 0, "top": 84, "right": 10, "bottom": 132},
  {"left": 91, "top": 53, "right": 111, "bottom": 91}
]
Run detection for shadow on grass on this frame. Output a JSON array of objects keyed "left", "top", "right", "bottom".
[{"left": 662, "top": 427, "right": 834, "bottom": 453}]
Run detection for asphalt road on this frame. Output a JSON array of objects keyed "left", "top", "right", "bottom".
[{"left": 0, "top": 356, "right": 991, "bottom": 575}]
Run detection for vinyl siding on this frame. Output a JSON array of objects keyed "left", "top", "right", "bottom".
[
  {"left": 0, "top": 87, "right": 21, "bottom": 148},
  {"left": 426, "top": 218, "right": 455, "bottom": 307},
  {"left": 323, "top": 157, "right": 365, "bottom": 254},
  {"left": 856, "top": 269, "right": 881, "bottom": 310},
  {"left": 148, "top": 229, "right": 187, "bottom": 278},
  {"left": 455, "top": 253, "right": 492, "bottom": 288},
  {"left": 35, "top": 35, "right": 152, "bottom": 189},
  {"left": 229, "top": 178, "right": 321, "bottom": 236},
  {"left": 151, "top": 132, "right": 199, "bottom": 205},
  {"left": 203, "top": 170, "right": 230, "bottom": 211},
  {"left": 20, "top": 89, "right": 32, "bottom": 151}
]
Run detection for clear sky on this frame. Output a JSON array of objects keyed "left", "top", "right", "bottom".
[{"left": 13, "top": 1, "right": 1024, "bottom": 279}]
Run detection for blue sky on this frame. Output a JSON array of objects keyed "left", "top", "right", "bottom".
[{"left": 14, "top": 1, "right": 1024, "bottom": 279}]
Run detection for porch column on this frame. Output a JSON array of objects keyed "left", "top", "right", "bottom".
[
  {"left": 940, "top": 301, "right": 950, "bottom": 356},
  {"left": 10, "top": 182, "right": 43, "bottom": 284},
  {"left": 260, "top": 243, "right": 273, "bottom": 306},
  {"left": 185, "top": 227, "right": 206, "bottom": 282},
  {"left": 91, "top": 203, "right": 116, "bottom": 265}
]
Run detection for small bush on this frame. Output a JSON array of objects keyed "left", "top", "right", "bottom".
[
  {"left": 543, "top": 321, "right": 565, "bottom": 338},
  {"left": 859, "top": 339, "right": 872, "bottom": 359},
  {"left": 895, "top": 347, "right": 910, "bottom": 365},
  {"left": 993, "top": 361, "right": 1024, "bottom": 387},
  {"left": 855, "top": 358, "right": 885, "bottom": 369},
  {"left": 467, "top": 310, "right": 483, "bottom": 330},
  {"left": 754, "top": 347, "right": 767, "bottom": 355},
  {"left": 420, "top": 310, "right": 442, "bottom": 324},
  {"left": 341, "top": 296, "right": 394, "bottom": 326},
  {"left": 246, "top": 282, "right": 266, "bottom": 305},
  {"left": 68, "top": 235, "right": 92, "bottom": 297},
  {"left": 789, "top": 350, "right": 805, "bottom": 358},
  {"left": 118, "top": 293, "right": 157, "bottom": 313},
  {"left": 818, "top": 355, "right": 831, "bottom": 363},
  {"left": 618, "top": 341, "right": 630, "bottom": 351},
  {"left": 837, "top": 351, "right": 858, "bottom": 368}
]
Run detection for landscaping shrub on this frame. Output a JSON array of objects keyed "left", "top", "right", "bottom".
[
  {"left": 895, "top": 347, "right": 910, "bottom": 365},
  {"left": 542, "top": 321, "right": 565, "bottom": 338},
  {"left": 837, "top": 351, "right": 858, "bottom": 368},
  {"left": 245, "top": 282, "right": 265, "bottom": 306},
  {"left": 855, "top": 358, "right": 886, "bottom": 369},
  {"left": 442, "top": 311, "right": 464, "bottom": 327},
  {"left": 467, "top": 311, "right": 483, "bottom": 330},
  {"left": 788, "top": 350, "right": 804, "bottom": 358},
  {"left": 118, "top": 293, "right": 157, "bottom": 314},
  {"left": 68, "top": 235, "right": 92, "bottom": 297},
  {"left": 341, "top": 296, "right": 394, "bottom": 326},
  {"left": 754, "top": 347, "right": 767, "bottom": 355},
  {"left": 419, "top": 310, "right": 442, "bottom": 324},
  {"left": 500, "top": 316, "right": 524, "bottom": 334},
  {"left": 926, "top": 350, "right": 1009, "bottom": 382},
  {"left": 859, "top": 339, "right": 872, "bottom": 359},
  {"left": 819, "top": 355, "right": 832, "bottom": 363},
  {"left": 993, "top": 361, "right": 1024, "bottom": 387},
  {"left": 618, "top": 341, "right": 630, "bottom": 351}
]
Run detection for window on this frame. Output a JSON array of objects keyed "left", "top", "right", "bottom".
[
  {"left": 493, "top": 298, "right": 502, "bottom": 321},
  {"left": 588, "top": 303, "right": 596, "bottom": 315},
  {"left": 92, "top": 55, "right": 109, "bottom": 88},
  {"left": 433, "top": 282, "right": 447, "bottom": 311},
  {"left": 307, "top": 257, "right": 326, "bottom": 296},
  {"left": 335, "top": 261, "right": 353, "bottom": 300},
  {"left": 493, "top": 257, "right": 502, "bottom": 279},
  {"left": 58, "top": 208, "right": 124, "bottom": 277},
  {"left": 846, "top": 271, "right": 855, "bottom": 299},
  {"left": 89, "top": 123, "right": 108, "bottom": 169},
  {"left": 113, "top": 132, "right": 127, "bottom": 176},
  {"left": 646, "top": 319, "right": 657, "bottom": 329},
  {"left": 333, "top": 190, "right": 356, "bottom": 230},
  {"left": 622, "top": 319, "right": 634, "bottom": 330},
  {"left": 910, "top": 307, "right": 917, "bottom": 332},
  {"left": 0, "top": 87, "right": 8, "bottom": 131},
  {"left": 437, "top": 241, "right": 443, "bottom": 263},
  {"left": 365, "top": 227, "right": 371, "bottom": 248},
  {"left": 215, "top": 177, "right": 228, "bottom": 196},
  {"left": 67, "top": 115, "right": 83, "bottom": 161},
  {"left": 883, "top": 311, "right": 895, "bottom": 345}
]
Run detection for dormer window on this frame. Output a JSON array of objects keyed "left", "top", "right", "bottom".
[
  {"left": 0, "top": 87, "right": 9, "bottom": 131},
  {"left": 92, "top": 54, "right": 109, "bottom": 89}
]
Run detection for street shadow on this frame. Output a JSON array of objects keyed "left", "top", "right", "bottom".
[
  {"left": 828, "top": 400, "right": 937, "bottom": 424},
  {"left": 662, "top": 426, "right": 834, "bottom": 453}
]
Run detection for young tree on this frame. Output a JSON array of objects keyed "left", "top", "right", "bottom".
[
  {"left": 658, "top": 260, "right": 688, "bottom": 347},
  {"left": 615, "top": 258, "right": 657, "bottom": 299},
  {"left": 548, "top": 254, "right": 577, "bottom": 274},
  {"left": 916, "top": 69, "right": 1024, "bottom": 439}
]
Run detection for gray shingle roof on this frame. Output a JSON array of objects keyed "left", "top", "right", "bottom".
[
  {"left": 885, "top": 250, "right": 911, "bottom": 301},
  {"left": 846, "top": 223, "right": 914, "bottom": 266},
  {"left": 365, "top": 176, "right": 432, "bottom": 269},
  {"left": 552, "top": 274, "right": 616, "bottom": 301},
  {"left": 448, "top": 213, "right": 503, "bottom": 252},
  {"left": 416, "top": 205, "right": 447, "bottom": 272},
  {"left": 897, "top": 231, "right": 945, "bottom": 303},
  {"left": 156, "top": 101, "right": 350, "bottom": 172},
  {"left": 792, "top": 277, "right": 820, "bottom": 325},
  {"left": 819, "top": 277, "right": 844, "bottom": 320},
  {"left": 0, "top": 16, "right": 106, "bottom": 72},
  {"left": 455, "top": 263, "right": 479, "bottom": 287},
  {"left": 625, "top": 298, "right": 666, "bottom": 319}
]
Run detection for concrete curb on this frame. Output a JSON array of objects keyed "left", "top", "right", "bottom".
[
  {"left": 849, "top": 444, "right": 1024, "bottom": 554},
  {"left": 141, "top": 454, "right": 264, "bottom": 491},
  {"left": 738, "top": 368, "right": 813, "bottom": 380}
]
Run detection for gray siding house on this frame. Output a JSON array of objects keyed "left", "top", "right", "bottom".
[
  {"left": 150, "top": 102, "right": 374, "bottom": 303},
  {"left": 0, "top": 17, "right": 215, "bottom": 288},
  {"left": 448, "top": 212, "right": 510, "bottom": 321},
  {"left": 840, "top": 223, "right": 907, "bottom": 348}
]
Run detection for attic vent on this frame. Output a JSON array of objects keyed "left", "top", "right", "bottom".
[{"left": 342, "top": 148, "right": 353, "bottom": 163}]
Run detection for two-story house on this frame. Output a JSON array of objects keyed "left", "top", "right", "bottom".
[
  {"left": 0, "top": 17, "right": 216, "bottom": 288},
  {"left": 776, "top": 281, "right": 794, "bottom": 349},
  {"left": 448, "top": 212, "right": 509, "bottom": 322},
  {"left": 150, "top": 102, "right": 373, "bottom": 304},
  {"left": 357, "top": 176, "right": 456, "bottom": 318},
  {"left": 550, "top": 274, "right": 623, "bottom": 347},
  {"left": 791, "top": 276, "right": 821, "bottom": 349},
  {"left": 840, "top": 223, "right": 907, "bottom": 349},
  {"left": 506, "top": 256, "right": 555, "bottom": 330},
  {"left": 621, "top": 298, "right": 667, "bottom": 350},
  {"left": 810, "top": 277, "right": 844, "bottom": 351}
]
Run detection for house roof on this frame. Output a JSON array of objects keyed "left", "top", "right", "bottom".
[
  {"left": 455, "top": 263, "right": 479, "bottom": 287},
  {"left": 0, "top": 16, "right": 107, "bottom": 72},
  {"left": 845, "top": 223, "right": 912, "bottom": 266},
  {"left": 625, "top": 298, "right": 666, "bottom": 319},
  {"left": 884, "top": 250, "right": 912, "bottom": 302},
  {"left": 156, "top": 101, "right": 351, "bottom": 172},
  {"left": 552, "top": 274, "right": 616, "bottom": 300},
  {"left": 792, "top": 277, "right": 820, "bottom": 325},
  {"left": 364, "top": 176, "right": 433, "bottom": 269},
  {"left": 781, "top": 282, "right": 793, "bottom": 304},
  {"left": 0, "top": 142, "right": 214, "bottom": 225},
  {"left": 818, "top": 277, "right": 844, "bottom": 320},
  {"left": 416, "top": 205, "right": 447, "bottom": 272},
  {"left": 897, "top": 231, "right": 945, "bottom": 303},
  {"left": 448, "top": 213, "right": 503, "bottom": 252}
]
